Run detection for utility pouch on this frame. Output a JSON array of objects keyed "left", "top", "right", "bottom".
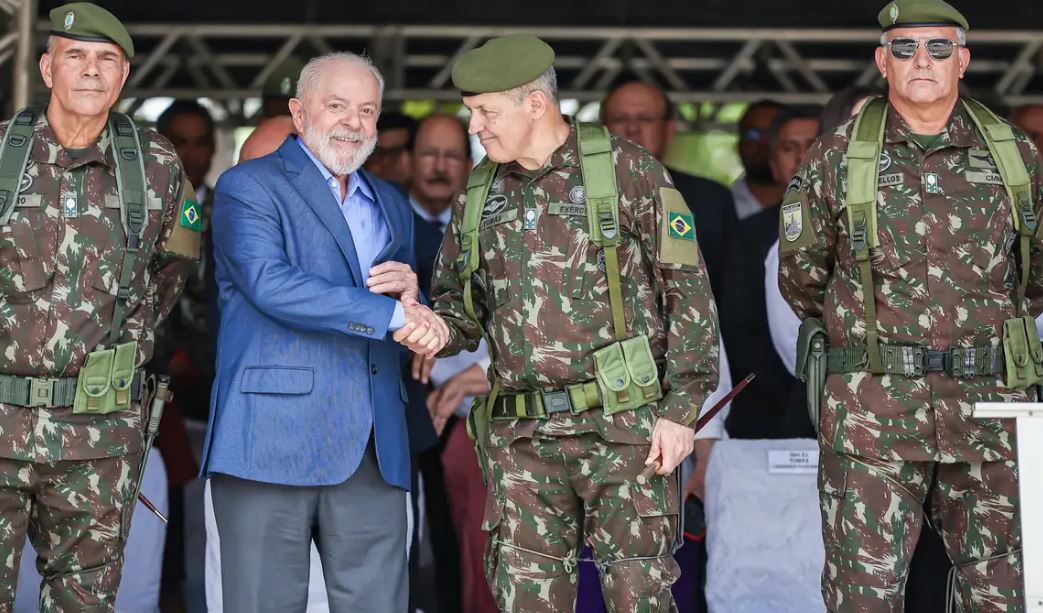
[
  {"left": 74, "top": 348, "right": 115, "bottom": 414},
  {"left": 73, "top": 341, "right": 138, "bottom": 415},
  {"left": 1002, "top": 315, "right": 1043, "bottom": 389},
  {"left": 796, "top": 318, "right": 828, "bottom": 433},
  {"left": 110, "top": 341, "right": 138, "bottom": 411},
  {"left": 593, "top": 335, "right": 663, "bottom": 415}
]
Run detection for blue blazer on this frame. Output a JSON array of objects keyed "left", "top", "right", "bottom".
[{"left": 201, "top": 136, "right": 414, "bottom": 490}]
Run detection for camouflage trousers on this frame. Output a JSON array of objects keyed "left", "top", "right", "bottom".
[
  {"left": 483, "top": 432, "right": 681, "bottom": 613},
  {"left": 0, "top": 453, "right": 142, "bottom": 613},
  {"left": 817, "top": 447, "right": 1023, "bottom": 612}
]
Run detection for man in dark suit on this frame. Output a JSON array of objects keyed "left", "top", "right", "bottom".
[
  {"left": 204, "top": 52, "right": 447, "bottom": 612},
  {"left": 719, "top": 105, "right": 820, "bottom": 440},
  {"left": 601, "top": 79, "right": 737, "bottom": 301}
]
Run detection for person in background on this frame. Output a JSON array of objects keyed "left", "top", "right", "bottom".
[
  {"left": 731, "top": 99, "right": 785, "bottom": 220},
  {"left": 258, "top": 56, "right": 304, "bottom": 121},
  {"left": 366, "top": 111, "right": 417, "bottom": 194}
]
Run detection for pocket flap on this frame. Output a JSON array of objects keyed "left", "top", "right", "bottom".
[
  {"left": 621, "top": 336, "right": 658, "bottom": 387},
  {"left": 593, "top": 342, "right": 630, "bottom": 393},
  {"left": 240, "top": 366, "right": 314, "bottom": 395},
  {"left": 81, "top": 349, "right": 115, "bottom": 398},
  {"left": 110, "top": 341, "right": 138, "bottom": 391},
  {"left": 630, "top": 472, "right": 680, "bottom": 518}
]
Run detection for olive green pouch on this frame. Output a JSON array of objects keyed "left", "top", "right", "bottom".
[
  {"left": 593, "top": 336, "right": 663, "bottom": 415},
  {"left": 621, "top": 335, "right": 663, "bottom": 403},
  {"left": 795, "top": 318, "right": 828, "bottom": 433},
  {"left": 74, "top": 341, "right": 137, "bottom": 414},
  {"left": 110, "top": 341, "right": 138, "bottom": 411},
  {"left": 74, "top": 348, "right": 115, "bottom": 414},
  {"left": 1002, "top": 315, "right": 1043, "bottom": 389}
]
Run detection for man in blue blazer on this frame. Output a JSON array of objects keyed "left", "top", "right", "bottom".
[{"left": 202, "top": 52, "right": 447, "bottom": 613}]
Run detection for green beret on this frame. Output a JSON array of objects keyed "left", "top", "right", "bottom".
[
  {"left": 49, "top": 3, "right": 134, "bottom": 58},
  {"left": 878, "top": 0, "right": 969, "bottom": 31},
  {"left": 451, "top": 35, "right": 555, "bottom": 94},
  {"left": 262, "top": 57, "right": 305, "bottom": 97}
]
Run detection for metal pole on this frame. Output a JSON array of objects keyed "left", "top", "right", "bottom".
[{"left": 12, "top": 0, "right": 37, "bottom": 109}]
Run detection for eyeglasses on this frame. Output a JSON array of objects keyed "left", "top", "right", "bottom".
[{"left": 884, "top": 38, "right": 961, "bottom": 61}]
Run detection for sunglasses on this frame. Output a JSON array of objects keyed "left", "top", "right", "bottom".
[{"left": 884, "top": 38, "right": 961, "bottom": 61}]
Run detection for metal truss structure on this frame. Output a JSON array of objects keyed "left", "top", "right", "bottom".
[{"left": 2, "top": 20, "right": 1042, "bottom": 120}]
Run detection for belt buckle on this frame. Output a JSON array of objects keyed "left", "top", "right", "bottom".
[
  {"left": 28, "top": 378, "right": 54, "bottom": 407},
  {"left": 924, "top": 350, "right": 948, "bottom": 373},
  {"left": 541, "top": 390, "right": 573, "bottom": 416}
]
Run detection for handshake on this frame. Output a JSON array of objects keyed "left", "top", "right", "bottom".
[{"left": 367, "top": 261, "right": 449, "bottom": 357}]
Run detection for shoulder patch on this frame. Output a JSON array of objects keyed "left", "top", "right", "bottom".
[
  {"left": 658, "top": 187, "right": 700, "bottom": 267},
  {"left": 778, "top": 186, "right": 818, "bottom": 255},
  {"left": 164, "top": 177, "right": 201, "bottom": 260}
]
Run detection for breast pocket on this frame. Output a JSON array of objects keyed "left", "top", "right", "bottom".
[
  {"left": 0, "top": 195, "right": 55, "bottom": 298},
  {"left": 84, "top": 199, "right": 165, "bottom": 311}
]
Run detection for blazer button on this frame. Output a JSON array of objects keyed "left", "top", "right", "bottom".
[{"left": 371, "top": 365, "right": 379, "bottom": 375}]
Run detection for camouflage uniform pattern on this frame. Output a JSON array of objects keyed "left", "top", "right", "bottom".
[
  {"left": 779, "top": 100, "right": 1042, "bottom": 612},
  {"left": 0, "top": 112, "right": 195, "bottom": 611},
  {"left": 818, "top": 450, "right": 1021, "bottom": 612},
  {"left": 432, "top": 122, "right": 719, "bottom": 611}
]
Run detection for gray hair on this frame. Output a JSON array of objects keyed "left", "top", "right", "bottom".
[
  {"left": 880, "top": 27, "right": 966, "bottom": 46},
  {"left": 505, "top": 67, "right": 559, "bottom": 106},
  {"left": 296, "top": 52, "right": 385, "bottom": 107}
]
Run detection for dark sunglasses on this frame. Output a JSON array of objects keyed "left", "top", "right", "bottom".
[{"left": 885, "top": 38, "right": 960, "bottom": 61}]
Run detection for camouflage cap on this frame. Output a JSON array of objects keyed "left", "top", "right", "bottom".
[
  {"left": 878, "top": 0, "right": 969, "bottom": 31},
  {"left": 262, "top": 57, "right": 305, "bottom": 98},
  {"left": 451, "top": 35, "right": 555, "bottom": 95},
  {"left": 49, "top": 2, "right": 134, "bottom": 58}
]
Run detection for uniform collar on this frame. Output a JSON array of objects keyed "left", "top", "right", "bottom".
[
  {"left": 500, "top": 118, "right": 580, "bottom": 179},
  {"left": 33, "top": 111, "right": 116, "bottom": 170},
  {"left": 883, "top": 97, "right": 981, "bottom": 151}
]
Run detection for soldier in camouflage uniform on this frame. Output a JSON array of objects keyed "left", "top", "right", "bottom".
[
  {"left": 0, "top": 4, "right": 197, "bottom": 610},
  {"left": 425, "top": 35, "right": 719, "bottom": 612},
  {"left": 778, "top": 0, "right": 1040, "bottom": 610}
]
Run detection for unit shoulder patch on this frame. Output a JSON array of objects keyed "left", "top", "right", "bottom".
[{"left": 658, "top": 187, "right": 699, "bottom": 267}]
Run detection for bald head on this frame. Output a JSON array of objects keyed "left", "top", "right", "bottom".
[
  {"left": 1013, "top": 104, "right": 1043, "bottom": 153},
  {"left": 601, "top": 80, "right": 674, "bottom": 159},
  {"left": 239, "top": 116, "right": 296, "bottom": 163}
]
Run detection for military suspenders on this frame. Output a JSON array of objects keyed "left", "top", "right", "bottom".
[{"left": 844, "top": 97, "right": 1037, "bottom": 377}]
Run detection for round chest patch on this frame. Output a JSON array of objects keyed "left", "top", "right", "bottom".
[
  {"left": 879, "top": 151, "right": 892, "bottom": 173},
  {"left": 569, "top": 185, "right": 586, "bottom": 204},
  {"left": 483, "top": 194, "right": 508, "bottom": 217}
]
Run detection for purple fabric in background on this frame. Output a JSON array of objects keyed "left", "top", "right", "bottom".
[{"left": 575, "top": 540, "right": 706, "bottom": 613}]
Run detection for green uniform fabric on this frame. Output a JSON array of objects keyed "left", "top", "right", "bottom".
[
  {"left": 49, "top": 3, "right": 134, "bottom": 57},
  {"left": 778, "top": 98, "right": 1041, "bottom": 611},
  {"left": 819, "top": 450, "right": 1021, "bottom": 612},
  {"left": 432, "top": 122, "right": 719, "bottom": 611},
  {"left": 0, "top": 110, "right": 196, "bottom": 610},
  {"left": 878, "top": 0, "right": 970, "bottom": 31},
  {"left": 451, "top": 34, "right": 555, "bottom": 94},
  {"left": 911, "top": 132, "right": 943, "bottom": 151}
]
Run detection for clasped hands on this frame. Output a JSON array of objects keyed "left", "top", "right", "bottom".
[{"left": 367, "top": 261, "right": 448, "bottom": 357}]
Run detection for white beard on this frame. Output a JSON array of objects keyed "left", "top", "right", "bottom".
[{"left": 301, "top": 118, "right": 377, "bottom": 177}]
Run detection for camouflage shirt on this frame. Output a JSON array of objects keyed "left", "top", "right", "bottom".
[
  {"left": 0, "top": 111, "right": 197, "bottom": 462},
  {"left": 432, "top": 123, "right": 719, "bottom": 443},
  {"left": 778, "top": 100, "right": 1043, "bottom": 463}
]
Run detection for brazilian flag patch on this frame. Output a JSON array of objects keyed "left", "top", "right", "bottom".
[
  {"left": 179, "top": 198, "right": 201, "bottom": 232},
  {"left": 668, "top": 212, "right": 695, "bottom": 241}
]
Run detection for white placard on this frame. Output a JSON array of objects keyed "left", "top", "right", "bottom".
[{"left": 768, "top": 449, "right": 819, "bottom": 474}]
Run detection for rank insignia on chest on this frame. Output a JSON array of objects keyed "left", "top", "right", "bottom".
[
  {"left": 179, "top": 199, "right": 202, "bottom": 232},
  {"left": 924, "top": 172, "right": 942, "bottom": 194},
  {"left": 668, "top": 212, "right": 694, "bottom": 241},
  {"left": 782, "top": 201, "right": 803, "bottom": 242}
]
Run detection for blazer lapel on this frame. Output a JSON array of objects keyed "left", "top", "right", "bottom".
[
  {"left": 364, "top": 170, "right": 402, "bottom": 265},
  {"left": 279, "top": 137, "right": 364, "bottom": 285}
]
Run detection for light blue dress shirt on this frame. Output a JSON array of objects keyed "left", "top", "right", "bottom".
[{"left": 297, "top": 137, "right": 404, "bottom": 330}]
